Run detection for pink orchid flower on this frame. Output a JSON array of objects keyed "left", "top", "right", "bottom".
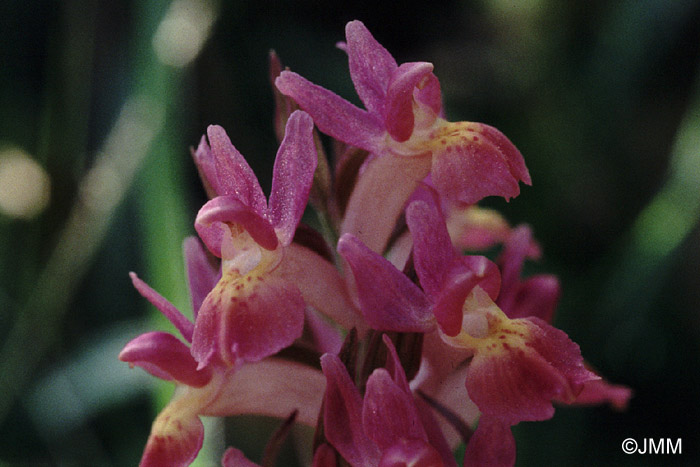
[
  {"left": 338, "top": 196, "right": 597, "bottom": 465},
  {"left": 320, "top": 334, "right": 456, "bottom": 467},
  {"left": 276, "top": 20, "right": 530, "bottom": 252},
  {"left": 191, "top": 110, "right": 359, "bottom": 368},
  {"left": 120, "top": 238, "right": 325, "bottom": 466}
]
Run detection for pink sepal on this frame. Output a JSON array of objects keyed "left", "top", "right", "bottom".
[
  {"left": 362, "top": 369, "right": 427, "bottom": 451},
  {"left": 221, "top": 447, "right": 260, "bottom": 467},
  {"left": 183, "top": 236, "right": 220, "bottom": 320},
  {"left": 466, "top": 318, "right": 597, "bottom": 424},
  {"left": 130, "top": 272, "right": 194, "bottom": 342},
  {"left": 337, "top": 234, "right": 433, "bottom": 332},
  {"left": 431, "top": 123, "right": 530, "bottom": 204},
  {"left": 139, "top": 407, "right": 204, "bottom": 467},
  {"left": 275, "top": 71, "right": 384, "bottom": 152},
  {"left": 321, "top": 354, "right": 381, "bottom": 466},
  {"left": 119, "top": 331, "right": 212, "bottom": 388},
  {"left": 463, "top": 417, "right": 515, "bottom": 467},
  {"left": 406, "top": 198, "right": 456, "bottom": 300},
  {"left": 195, "top": 196, "right": 279, "bottom": 255},
  {"left": 384, "top": 62, "right": 435, "bottom": 142},
  {"left": 378, "top": 439, "right": 444, "bottom": 467},
  {"left": 268, "top": 110, "right": 317, "bottom": 246},
  {"left": 191, "top": 275, "right": 305, "bottom": 369},
  {"left": 346, "top": 20, "right": 397, "bottom": 115},
  {"left": 203, "top": 125, "right": 267, "bottom": 213}
]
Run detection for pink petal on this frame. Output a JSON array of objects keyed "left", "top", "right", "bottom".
[
  {"left": 221, "top": 447, "right": 260, "bottom": 467},
  {"left": 275, "top": 71, "right": 384, "bottom": 152},
  {"left": 384, "top": 62, "right": 435, "bottom": 142},
  {"left": 268, "top": 110, "right": 317, "bottom": 245},
  {"left": 205, "top": 125, "right": 267, "bottom": 214},
  {"left": 362, "top": 369, "right": 427, "bottom": 450},
  {"left": 195, "top": 195, "right": 279, "bottom": 255},
  {"left": 430, "top": 122, "right": 530, "bottom": 204},
  {"left": 338, "top": 234, "right": 434, "bottom": 332},
  {"left": 119, "top": 331, "right": 212, "bottom": 387},
  {"left": 140, "top": 406, "right": 204, "bottom": 467},
  {"left": 130, "top": 272, "right": 194, "bottom": 342},
  {"left": 463, "top": 417, "right": 515, "bottom": 467},
  {"left": 321, "top": 354, "right": 381, "bottom": 466},
  {"left": 345, "top": 20, "right": 397, "bottom": 115},
  {"left": 413, "top": 72, "right": 442, "bottom": 118},
  {"left": 378, "top": 439, "right": 444, "bottom": 467},
  {"left": 204, "top": 358, "right": 325, "bottom": 425},
  {"left": 183, "top": 236, "right": 220, "bottom": 319},
  {"left": 191, "top": 273, "right": 305, "bottom": 368},
  {"left": 405, "top": 198, "right": 456, "bottom": 299}
]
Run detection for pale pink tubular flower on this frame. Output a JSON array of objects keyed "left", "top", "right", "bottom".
[
  {"left": 276, "top": 20, "right": 530, "bottom": 252},
  {"left": 320, "top": 335, "right": 456, "bottom": 467},
  {"left": 120, "top": 238, "right": 326, "bottom": 466}
]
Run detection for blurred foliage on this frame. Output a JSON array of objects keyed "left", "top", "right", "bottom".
[{"left": 1, "top": 0, "right": 699, "bottom": 465}]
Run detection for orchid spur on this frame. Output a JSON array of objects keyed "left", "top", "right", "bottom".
[{"left": 276, "top": 20, "right": 530, "bottom": 253}]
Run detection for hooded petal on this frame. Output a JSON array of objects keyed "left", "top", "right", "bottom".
[
  {"left": 275, "top": 71, "right": 384, "bottom": 152},
  {"left": 183, "top": 236, "right": 220, "bottom": 319},
  {"left": 268, "top": 110, "right": 317, "bottom": 245},
  {"left": 321, "top": 354, "right": 381, "bottom": 466},
  {"left": 130, "top": 272, "right": 194, "bottom": 342},
  {"left": 119, "top": 331, "right": 212, "bottom": 388},
  {"left": 191, "top": 272, "right": 305, "bottom": 369},
  {"left": 195, "top": 195, "right": 279, "bottom": 256},
  {"left": 204, "top": 125, "right": 267, "bottom": 214},
  {"left": 430, "top": 258, "right": 501, "bottom": 337},
  {"left": 345, "top": 20, "right": 397, "bottom": 115},
  {"left": 384, "top": 62, "right": 435, "bottom": 142},
  {"left": 338, "top": 234, "right": 434, "bottom": 332},
  {"left": 430, "top": 122, "right": 530, "bottom": 204}
]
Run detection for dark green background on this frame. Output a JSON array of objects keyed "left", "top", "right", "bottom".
[{"left": 1, "top": 0, "right": 699, "bottom": 465}]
